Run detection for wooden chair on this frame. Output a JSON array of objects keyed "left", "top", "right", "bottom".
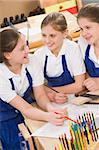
[{"left": 18, "top": 123, "right": 35, "bottom": 150}]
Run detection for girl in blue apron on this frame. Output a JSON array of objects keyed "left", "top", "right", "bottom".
[
  {"left": 0, "top": 29, "right": 67, "bottom": 149},
  {"left": 77, "top": 3, "right": 99, "bottom": 91},
  {"left": 34, "top": 12, "right": 86, "bottom": 103}
]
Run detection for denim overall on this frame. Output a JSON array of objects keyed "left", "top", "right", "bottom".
[
  {"left": 44, "top": 55, "right": 75, "bottom": 87},
  {"left": 85, "top": 45, "right": 99, "bottom": 77},
  {"left": 0, "top": 68, "right": 35, "bottom": 150}
]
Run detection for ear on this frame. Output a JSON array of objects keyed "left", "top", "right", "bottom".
[
  {"left": 63, "top": 29, "right": 68, "bottom": 38},
  {"left": 4, "top": 52, "right": 12, "bottom": 60}
]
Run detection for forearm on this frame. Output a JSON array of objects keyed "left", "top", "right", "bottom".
[
  {"left": 9, "top": 95, "right": 67, "bottom": 125},
  {"left": 24, "top": 106, "right": 49, "bottom": 121},
  {"left": 10, "top": 95, "right": 49, "bottom": 122},
  {"left": 53, "top": 82, "right": 84, "bottom": 94},
  {"left": 53, "top": 74, "right": 85, "bottom": 94},
  {"left": 33, "top": 85, "right": 54, "bottom": 112}
]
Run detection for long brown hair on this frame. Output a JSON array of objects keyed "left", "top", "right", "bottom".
[{"left": 0, "top": 29, "right": 20, "bottom": 65}]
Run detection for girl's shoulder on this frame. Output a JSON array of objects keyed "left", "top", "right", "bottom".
[
  {"left": 0, "top": 63, "right": 8, "bottom": 78},
  {"left": 64, "top": 38, "right": 79, "bottom": 48},
  {"left": 33, "top": 46, "right": 47, "bottom": 56},
  {"left": 78, "top": 36, "right": 88, "bottom": 49},
  {"left": 78, "top": 36, "right": 89, "bottom": 58},
  {"left": 64, "top": 39, "right": 80, "bottom": 54}
]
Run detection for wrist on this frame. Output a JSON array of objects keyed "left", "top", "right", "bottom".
[{"left": 43, "top": 112, "right": 50, "bottom": 122}]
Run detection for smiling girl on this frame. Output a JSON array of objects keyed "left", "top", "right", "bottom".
[
  {"left": 77, "top": 3, "right": 99, "bottom": 91},
  {"left": 34, "top": 12, "right": 86, "bottom": 103},
  {"left": 0, "top": 29, "right": 67, "bottom": 149}
]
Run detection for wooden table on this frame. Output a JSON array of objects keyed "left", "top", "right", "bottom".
[{"left": 19, "top": 91, "right": 99, "bottom": 150}]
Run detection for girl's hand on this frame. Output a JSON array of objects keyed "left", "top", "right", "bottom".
[
  {"left": 54, "top": 92, "right": 68, "bottom": 104},
  {"left": 47, "top": 111, "right": 64, "bottom": 126},
  {"left": 84, "top": 78, "right": 99, "bottom": 91},
  {"left": 47, "top": 91, "right": 68, "bottom": 104},
  {"left": 46, "top": 107, "right": 68, "bottom": 125}
]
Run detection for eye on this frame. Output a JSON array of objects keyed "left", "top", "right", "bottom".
[
  {"left": 86, "top": 26, "right": 90, "bottom": 29},
  {"left": 42, "top": 33, "right": 46, "bottom": 38},
  {"left": 50, "top": 34, "right": 56, "bottom": 38},
  {"left": 80, "top": 27, "right": 83, "bottom": 31}
]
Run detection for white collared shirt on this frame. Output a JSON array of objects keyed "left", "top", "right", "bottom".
[
  {"left": 0, "top": 54, "right": 44, "bottom": 103},
  {"left": 78, "top": 36, "right": 99, "bottom": 67},
  {"left": 34, "top": 39, "right": 86, "bottom": 77}
]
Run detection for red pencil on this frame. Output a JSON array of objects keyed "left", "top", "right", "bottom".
[{"left": 54, "top": 112, "right": 78, "bottom": 124}]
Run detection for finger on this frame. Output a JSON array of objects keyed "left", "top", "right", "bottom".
[
  {"left": 54, "top": 118, "right": 64, "bottom": 125},
  {"left": 56, "top": 93, "right": 67, "bottom": 97},
  {"left": 55, "top": 100, "right": 67, "bottom": 104}
]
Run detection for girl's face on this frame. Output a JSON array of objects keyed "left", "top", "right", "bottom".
[
  {"left": 5, "top": 34, "right": 29, "bottom": 66},
  {"left": 78, "top": 18, "right": 99, "bottom": 45},
  {"left": 41, "top": 25, "right": 66, "bottom": 54}
]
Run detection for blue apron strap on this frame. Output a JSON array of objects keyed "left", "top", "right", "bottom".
[
  {"left": 85, "top": 45, "right": 90, "bottom": 58},
  {"left": 44, "top": 55, "right": 48, "bottom": 78},
  {"left": 62, "top": 55, "right": 68, "bottom": 71},
  {"left": 9, "top": 78, "right": 15, "bottom": 90}
]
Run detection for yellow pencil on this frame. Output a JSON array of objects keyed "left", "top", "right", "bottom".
[
  {"left": 86, "top": 124, "right": 93, "bottom": 148},
  {"left": 77, "top": 126, "right": 85, "bottom": 150},
  {"left": 58, "top": 143, "right": 63, "bottom": 150},
  {"left": 68, "top": 139, "right": 72, "bottom": 150}
]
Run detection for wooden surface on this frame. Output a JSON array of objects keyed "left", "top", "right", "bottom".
[
  {"left": 24, "top": 114, "right": 60, "bottom": 150},
  {"left": 20, "top": 89, "right": 99, "bottom": 150},
  {"left": 19, "top": 106, "right": 99, "bottom": 150}
]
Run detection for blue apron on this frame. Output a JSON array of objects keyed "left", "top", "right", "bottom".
[
  {"left": 0, "top": 68, "right": 35, "bottom": 150},
  {"left": 44, "top": 55, "right": 75, "bottom": 87},
  {"left": 85, "top": 45, "right": 99, "bottom": 77}
]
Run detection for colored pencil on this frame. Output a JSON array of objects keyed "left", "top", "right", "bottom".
[
  {"left": 54, "top": 112, "right": 78, "bottom": 124},
  {"left": 45, "top": 85, "right": 59, "bottom": 93}
]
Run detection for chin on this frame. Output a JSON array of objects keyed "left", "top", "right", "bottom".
[
  {"left": 86, "top": 39, "right": 92, "bottom": 45},
  {"left": 23, "top": 58, "right": 29, "bottom": 64}
]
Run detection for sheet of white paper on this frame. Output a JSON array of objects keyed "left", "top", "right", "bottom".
[
  {"left": 32, "top": 103, "right": 99, "bottom": 138},
  {"left": 32, "top": 121, "right": 70, "bottom": 139}
]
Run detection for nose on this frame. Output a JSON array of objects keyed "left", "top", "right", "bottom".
[
  {"left": 45, "top": 36, "right": 51, "bottom": 44},
  {"left": 24, "top": 45, "right": 29, "bottom": 54}
]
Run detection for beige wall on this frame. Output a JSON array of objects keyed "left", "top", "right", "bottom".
[{"left": 0, "top": 0, "right": 40, "bottom": 24}]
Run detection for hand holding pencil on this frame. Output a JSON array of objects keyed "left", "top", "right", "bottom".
[
  {"left": 47, "top": 107, "right": 68, "bottom": 126},
  {"left": 45, "top": 85, "right": 68, "bottom": 104}
]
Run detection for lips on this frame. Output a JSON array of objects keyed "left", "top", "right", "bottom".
[
  {"left": 24, "top": 55, "right": 28, "bottom": 59},
  {"left": 47, "top": 43, "right": 54, "bottom": 48}
]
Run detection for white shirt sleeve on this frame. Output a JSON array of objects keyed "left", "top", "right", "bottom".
[
  {"left": 67, "top": 41, "right": 86, "bottom": 76},
  {"left": 27, "top": 54, "right": 44, "bottom": 87},
  {"left": 33, "top": 47, "right": 46, "bottom": 72},
  {"left": 78, "top": 36, "right": 88, "bottom": 59},
  {"left": 0, "top": 75, "right": 17, "bottom": 103}
]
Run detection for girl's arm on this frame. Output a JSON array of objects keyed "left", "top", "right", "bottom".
[
  {"left": 9, "top": 85, "right": 67, "bottom": 125},
  {"left": 53, "top": 73, "right": 85, "bottom": 94}
]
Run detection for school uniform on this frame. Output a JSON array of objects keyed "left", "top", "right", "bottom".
[
  {"left": 0, "top": 54, "right": 44, "bottom": 150},
  {"left": 34, "top": 39, "right": 85, "bottom": 87},
  {"left": 78, "top": 36, "right": 99, "bottom": 77}
]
